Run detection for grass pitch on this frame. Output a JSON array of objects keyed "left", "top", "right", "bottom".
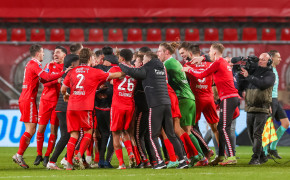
[{"left": 0, "top": 146, "right": 290, "bottom": 180}]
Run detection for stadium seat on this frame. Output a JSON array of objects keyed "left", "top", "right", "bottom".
[
  {"left": 281, "top": 28, "right": 290, "bottom": 41},
  {"left": 69, "top": 28, "right": 84, "bottom": 42},
  {"left": 261, "top": 28, "right": 276, "bottom": 41},
  {"left": 108, "top": 28, "right": 123, "bottom": 42},
  {"left": 223, "top": 28, "right": 238, "bottom": 41},
  {"left": 88, "top": 28, "right": 104, "bottom": 41},
  {"left": 165, "top": 28, "right": 180, "bottom": 41},
  {"left": 204, "top": 28, "right": 219, "bottom": 41},
  {"left": 146, "top": 28, "right": 162, "bottom": 41},
  {"left": 184, "top": 28, "right": 199, "bottom": 41},
  {"left": 0, "top": 29, "right": 7, "bottom": 41},
  {"left": 127, "top": 28, "right": 142, "bottom": 41},
  {"left": 242, "top": 28, "right": 257, "bottom": 41},
  {"left": 30, "top": 28, "right": 46, "bottom": 41},
  {"left": 11, "top": 28, "right": 26, "bottom": 41},
  {"left": 50, "top": 28, "right": 65, "bottom": 42}
]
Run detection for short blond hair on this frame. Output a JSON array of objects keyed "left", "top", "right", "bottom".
[{"left": 211, "top": 43, "right": 225, "bottom": 54}]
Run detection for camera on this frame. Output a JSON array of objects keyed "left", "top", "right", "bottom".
[{"left": 231, "top": 55, "right": 259, "bottom": 75}]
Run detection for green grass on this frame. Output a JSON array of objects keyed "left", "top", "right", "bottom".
[{"left": 1, "top": 146, "right": 290, "bottom": 180}]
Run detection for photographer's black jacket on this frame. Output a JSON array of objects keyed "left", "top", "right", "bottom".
[
  {"left": 119, "top": 58, "right": 171, "bottom": 108},
  {"left": 244, "top": 66, "right": 275, "bottom": 113}
]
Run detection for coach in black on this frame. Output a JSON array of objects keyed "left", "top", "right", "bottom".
[{"left": 119, "top": 51, "right": 187, "bottom": 169}]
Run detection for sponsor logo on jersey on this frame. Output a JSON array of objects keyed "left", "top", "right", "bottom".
[
  {"left": 196, "top": 85, "right": 208, "bottom": 89},
  {"left": 154, "top": 69, "right": 165, "bottom": 75}
]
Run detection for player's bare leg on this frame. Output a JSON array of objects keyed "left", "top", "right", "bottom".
[
  {"left": 34, "top": 124, "right": 46, "bottom": 165},
  {"left": 113, "top": 130, "right": 126, "bottom": 169},
  {"left": 127, "top": 117, "right": 141, "bottom": 166},
  {"left": 209, "top": 123, "right": 219, "bottom": 145}
]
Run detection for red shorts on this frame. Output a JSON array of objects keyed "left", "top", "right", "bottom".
[
  {"left": 169, "top": 91, "right": 182, "bottom": 119},
  {"left": 233, "top": 107, "right": 240, "bottom": 119},
  {"left": 196, "top": 98, "right": 219, "bottom": 124},
  {"left": 110, "top": 106, "right": 134, "bottom": 131},
  {"left": 19, "top": 100, "right": 38, "bottom": 123},
  {"left": 67, "top": 110, "right": 93, "bottom": 132},
  {"left": 38, "top": 99, "right": 59, "bottom": 126}
]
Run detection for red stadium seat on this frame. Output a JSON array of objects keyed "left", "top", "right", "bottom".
[
  {"left": 223, "top": 28, "right": 238, "bottom": 41},
  {"left": 0, "top": 29, "right": 7, "bottom": 41},
  {"left": 88, "top": 28, "right": 104, "bottom": 42},
  {"left": 108, "top": 28, "right": 123, "bottom": 42},
  {"left": 127, "top": 28, "right": 142, "bottom": 41},
  {"left": 261, "top": 28, "right": 276, "bottom": 41},
  {"left": 69, "top": 28, "right": 84, "bottom": 42},
  {"left": 166, "top": 28, "right": 180, "bottom": 41},
  {"left": 50, "top": 28, "right": 65, "bottom": 42},
  {"left": 204, "top": 28, "right": 219, "bottom": 41},
  {"left": 11, "top": 28, "right": 26, "bottom": 41},
  {"left": 281, "top": 28, "right": 290, "bottom": 41},
  {"left": 242, "top": 28, "right": 257, "bottom": 41},
  {"left": 146, "top": 28, "right": 161, "bottom": 41},
  {"left": 184, "top": 28, "right": 199, "bottom": 41},
  {"left": 30, "top": 28, "right": 46, "bottom": 41}
]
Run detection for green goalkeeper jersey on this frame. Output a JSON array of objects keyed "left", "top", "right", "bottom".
[{"left": 164, "top": 57, "right": 195, "bottom": 100}]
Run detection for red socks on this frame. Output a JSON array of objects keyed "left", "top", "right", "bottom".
[
  {"left": 67, "top": 137, "right": 78, "bottom": 165},
  {"left": 17, "top": 132, "right": 32, "bottom": 156},
  {"left": 183, "top": 133, "right": 199, "bottom": 156},
  {"left": 36, "top": 132, "right": 44, "bottom": 156},
  {"left": 124, "top": 140, "right": 133, "bottom": 156},
  {"left": 115, "top": 149, "right": 124, "bottom": 166},
  {"left": 79, "top": 133, "right": 92, "bottom": 157},
  {"left": 45, "top": 134, "right": 56, "bottom": 157},
  {"left": 180, "top": 133, "right": 191, "bottom": 158},
  {"left": 94, "top": 152, "right": 100, "bottom": 163},
  {"left": 133, "top": 146, "right": 141, "bottom": 165},
  {"left": 163, "top": 139, "right": 177, "bottom": 162},
  {"left": 86, "top": 139, "right": 94, "bottom": 156}
]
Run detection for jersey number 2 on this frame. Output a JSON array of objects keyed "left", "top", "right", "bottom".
[
  {"left": 76, "top": 74, "right": 84, "bottom": 89},
  {"left": 118, "top": 77, "right": 134, "bottom": 92}
]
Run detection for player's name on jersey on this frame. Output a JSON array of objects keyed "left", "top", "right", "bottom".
[
  {"left": 73, "top": 90, "right": 86, "bottom": 95},
  {"left": 76, "top": 67, "right": 89, "bottom": 73},
  {"left": 119, "top": 92, "right": 133, "bottom": 97},
  {"left": 196, "top": 84, "right": 208, "bottom": 89}
]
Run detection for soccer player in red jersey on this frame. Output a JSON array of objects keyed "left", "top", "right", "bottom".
[
  {"left": 108, "top": 49, "right": 137, "bottom": 169},
  {"left": 12, "top": 44, "right": 68, "bottom": 169},
  {"left": 184, "top": 44, "right": 219, "bottom": 146},
  {"left": 61, "top": 48, "right": 122, "bottom": 170},
  {"left": 34, "top": 46, "right": 67, "bottom": 167},
  {"left": 183, "top": 43, "right": 240, "bottom": 166}
]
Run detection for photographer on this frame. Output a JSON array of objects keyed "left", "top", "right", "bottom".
[{"left": 240, "top": 53, "right": 275, "bottom": 165}]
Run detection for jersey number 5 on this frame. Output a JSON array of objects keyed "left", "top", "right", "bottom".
[{"left": 118, "top": 77, "right": 134, "bottom": 92}]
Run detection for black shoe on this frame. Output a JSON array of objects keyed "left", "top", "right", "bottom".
[
  {"left": 267, "top": 154, "right": 273, "bottom": 159},
  {"left": 176, "top": 160, "right": 188, "bottom": 169},
  {"left": 269, "top": 150, "right": 282, "bottom": 159},
  {"left": 248, "top": 158, "right": 260, "bottom": 165},
  {"left": 136, "top": 162, "right": 145, "bottom": 168},
  {"left": 43, "top": 156, "right": 49, "bottom": 167},
  {"left": 153, "top": 161, "right": 167, "bottom": 169},
  {"left": 104, "top": 161, "right": 114, "bottom": 168},
  {"left": 33, "top": 155, "right": 43, "bottom": 165},
  {"left": 260, "top": 156, "right": 268, "bottom": 164}
]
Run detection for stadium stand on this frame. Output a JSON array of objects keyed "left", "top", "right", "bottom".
[
  {"left": 165, "top": 28, "right": 180, "bottom": 41},
  {"left": 242, "top": 27, "right": 257, "bottom": 41},
  {"left": 204, "top": 28, "right": 219, "bottom": 41},
  {"left": 184, "top": 28, "right": 199, "bottom": 41},
  {"left": 30, "top": 28, "right": 46, "bottom": 42},
  {"left": 69, "top": 28, "right": 84, "bottom": 42},
  {"left": 223, "top": 28, "right": 238, "bottom": 41},
  {"left": 280, "top": 28, "right": 290, "bottom": 41},
  {"left": 108, "top": 28, "right": 123, "bottom": 41},
  {"left": 11, "top": 28, "right": 26, "bottom": 41},
  {"left": 261, "top": 28, "right": 276, "bottom": 41},
  {"left": 88, "top": 28, "right": 104, "bottom": 42},
  {"left": 0, "top": 28, "right": 7, "bottom": 41},
  {"left": 147, "top": 28, "right": 162, "bottom": 41},
  {"left": 127, "top": 28, "right": 142, "bottom": 41},
  {"left": 50, "top": 28, "right": 65, "bottom": 42}
]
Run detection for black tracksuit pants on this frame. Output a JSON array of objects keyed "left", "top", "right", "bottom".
[
  {"left": 218, "top": 97, "right": 239, "bottom": 157},
  {"left": 148, "top": 104, "right": 184, "bottom": 163}
]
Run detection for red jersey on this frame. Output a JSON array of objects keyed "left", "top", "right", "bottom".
[
  {"left": 185, "top": 61, "right": 213, "bottom": 99},
  {"left": 40, "top": 61, "right": 64, "bottom": 102},
  {"left": 63, "top": 64, "right": 109, "bottom": 111},
  {"left": 188, "top": 57, "right": 239, "bottom": 101},
  {"left": 109, "top": 66, "right": 137, "bottom": 109},
  {"left": 19, "top": 58, "right": 64, "bottom": 102}
]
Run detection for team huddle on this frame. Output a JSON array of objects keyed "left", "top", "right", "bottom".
[{"left": 13, "top": 42, "right": 262, "bottom": 170}]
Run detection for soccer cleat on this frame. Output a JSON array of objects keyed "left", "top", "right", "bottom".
[
  {"left": 86, "top": 156, "right": 92, "bottom": 164},
  {"left": 117, "top": 163, "right": 126, "bottom": 169},
  {"left": 90, "top": 161, "right": 99, "bottom": 168},
  {"left": 269, "top": 149, "right": 282, "bottom": 159},
  {"left": 167, "top": 161, "right": 179, "bottom": 168},
  {"left": 195, "top": 158, "right": 208, "bottom": 167},
  {"left": 136, "top": 162, "right": 145, "bottom": 168},
  {"left": 60, "top": 157, "right": 68, "bottom": 169},
  {"left": 219, "top": 156, "right": 237, "bottom": 166},
  {"left": 128, "top": 154, "right": 136, "bottom": 168},
  {"left": 266, "top": 154, "right": 273, "bottom": 159},
  {"left": 176, "top": 160, "right": 188, "bottom": 169},
  {"left": 104, "top": 161, "right": 114, "bottom": 168},
  {"left": 66, "top": 162, "right": 74, "bottom": 170},
  {"left": 153, "top": 161, "right": 167, "bottom": 169},
  {"left": 209, "top": 156, "right": 224, "bottom": 166},
  {"left": 144, "top": 161, "right": 152, "bottom": 168},
  {"left": 98, "top": 160, "right": 105, "bottom": 168},
  {"left": 248, "top": 158, "right": 260, "bottom": 165},
  {"left": 43, "top": 156, "right": 49, "bottom": 167},
  {"left": 47, "top": 162, "right": 62, "bottom": 170},
  {"left": 189, "top": 155, "right": 200, "bottom": 167},
  {"left": 74, "top": 153, "right": 85, "bottom": 170},
  {"left": 33, "top": 155, "right": 43, "bottom": 165},
  {"left": 12, "top": 154, "right": 29, "bottom": 169},
  {"left": 205, "top": 149, "right": 214, "bottom": 160},
  {"left": 83, "top": 160, "right": 90, "bottom": 169}
]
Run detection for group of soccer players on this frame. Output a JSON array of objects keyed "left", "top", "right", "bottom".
[{"left": 13, "top": 41, "right": 241, "bottom": 170}]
